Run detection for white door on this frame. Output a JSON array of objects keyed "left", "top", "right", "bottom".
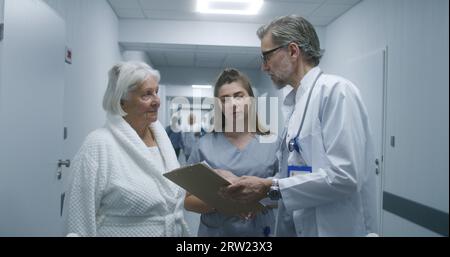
[
  {"left": 0, "top": 0, "right": 65, "bottom": 236},
  {"left": 341, "top": 48, "right": 387, "bottom": 234}
]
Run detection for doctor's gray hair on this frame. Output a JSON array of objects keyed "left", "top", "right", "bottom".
[
  {"left": 103, "top": 61, "right": 160, "bottom": 116},
  {"left": 257, "top": 15, "right": 322, "bottom": 66}
]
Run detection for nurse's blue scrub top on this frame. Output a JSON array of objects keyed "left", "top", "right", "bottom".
[{"left": 187, "top": 132, "right": 280, "bottom": 237}]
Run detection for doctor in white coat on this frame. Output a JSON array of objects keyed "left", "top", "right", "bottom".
[{"left": 221, "top": 15, "right": 378, "bottom": 237}]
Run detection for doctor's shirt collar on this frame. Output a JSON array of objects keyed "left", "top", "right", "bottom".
[{"left": 295, "top": 66, "right": 322, "bottom": 104}]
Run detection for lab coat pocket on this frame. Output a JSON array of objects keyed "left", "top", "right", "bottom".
[
  {"left": 292, "top": 209, "right": 304, "bottom": 236},
  {"left": 293, "top": 208, "right": 316, "bottom": 237}
]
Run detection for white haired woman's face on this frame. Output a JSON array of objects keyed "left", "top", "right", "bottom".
[{"left": 121, "top": 76, "right": 160, "bottom": 124}]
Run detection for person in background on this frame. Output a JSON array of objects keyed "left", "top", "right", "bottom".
[
  {"left": 180, "top": 112, "right": 205, "bottom": 161},
  {"left": 65, "top": 61, "right": 190, "bottom": 237},
  {"left": 220, "top": 15, "right": 378, "bottom": 237},
  {"left": 166, "top": 114, "right": 183, "bottom": 157},
  {"left": 184, "top": 68, "right": 280, "bottom": 237}
]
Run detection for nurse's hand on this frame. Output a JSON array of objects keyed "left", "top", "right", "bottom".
[{"left": 219, "top": 176, "right": 272, "bottom": 204}]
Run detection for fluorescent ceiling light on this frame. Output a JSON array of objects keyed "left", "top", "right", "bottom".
[
  {"left": 197, "top": 0, "right": 263, "bottom": 15},
  {"left": 192, "top": 85, "right": 212, "bottom": 89}
]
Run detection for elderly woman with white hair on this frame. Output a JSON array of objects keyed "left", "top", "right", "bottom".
[{"left": 65, "top": 61, "right": 190, "bottom": 237}]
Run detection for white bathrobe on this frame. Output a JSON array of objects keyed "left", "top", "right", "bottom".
[{"left": 65, "top": 114, "right": 190, "bottom": 237}]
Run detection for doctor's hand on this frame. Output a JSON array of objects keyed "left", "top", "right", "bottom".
[
  {"left": 219, "top": 176, "right": 272, "bottom": 204},
  {"left": 215, "top": 169, "right": 239, "bottom": 183}
]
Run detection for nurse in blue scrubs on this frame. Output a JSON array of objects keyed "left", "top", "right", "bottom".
[{"left": 184, "top": 68, "right": 280, "bottom": 237}]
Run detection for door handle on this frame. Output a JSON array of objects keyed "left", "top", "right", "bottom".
[
  {"left": 58, "top": 159, "right": 70, "bottom": 168},
  {"left": 57, "top": 160, "right": 70, "bottom": 180},
  {"left": 375, "top": 158, "right": 380, "bottom": 175}
]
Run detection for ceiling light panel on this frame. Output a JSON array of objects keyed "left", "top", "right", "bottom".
[{"left": 197, "top": 0, "right": 264, "bottom": 15}]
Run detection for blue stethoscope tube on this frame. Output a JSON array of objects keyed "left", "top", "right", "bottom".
[{"left": 288, "top": 71, "right": 323, "bottom": 153}]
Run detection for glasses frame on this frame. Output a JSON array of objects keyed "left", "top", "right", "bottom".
[{"left": 261, "top": 43, "right": 291, "bottom": 64}]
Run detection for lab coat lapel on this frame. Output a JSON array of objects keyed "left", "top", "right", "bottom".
[{"left": 286, "top": 67, "right": 322, "bottom": 145}]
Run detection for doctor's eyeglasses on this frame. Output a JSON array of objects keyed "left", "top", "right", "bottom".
[{"left": 260, "top": 43, "right": 290, "bottom": 64}]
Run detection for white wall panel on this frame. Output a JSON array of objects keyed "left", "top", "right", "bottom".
[{"left": 322, "top": 0, "right": 449, "bottom": 236}]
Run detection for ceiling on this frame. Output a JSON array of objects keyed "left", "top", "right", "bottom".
[
  {"left": 108, "top": 0, "right": 361, "bottom": 26},
  {"left": 110, "top": 0, "right": 362, "bottom": 69},
  {"left": 121, "top": 42, "right": 262, "bottom": 69}
]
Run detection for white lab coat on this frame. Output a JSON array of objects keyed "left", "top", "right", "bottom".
[{"left": 275, "top": 67, "right": 378, "bottom": 237}]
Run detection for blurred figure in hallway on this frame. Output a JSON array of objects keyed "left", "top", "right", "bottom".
[
  {"left": 180, "top": 112, "right": 205, "bottom": 161},
  {"left": 166, "top": 111, "right": 183, "bottom": 158}
]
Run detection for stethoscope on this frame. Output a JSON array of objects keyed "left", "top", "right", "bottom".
[{"left": 288, "top": 71, "right": 323, "bottom": 153}]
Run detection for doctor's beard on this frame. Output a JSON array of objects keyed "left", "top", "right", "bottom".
[{"left": 270, "top": 57, "right": 294, "bottom": 89}]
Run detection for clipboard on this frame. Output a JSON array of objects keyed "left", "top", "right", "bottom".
[{"left": 163, "top": 162, "right": 264, "bottom": 216}]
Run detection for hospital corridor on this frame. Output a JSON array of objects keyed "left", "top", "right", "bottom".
[{"left": 0, "top": 0, "right": 448, "bottom": 238}]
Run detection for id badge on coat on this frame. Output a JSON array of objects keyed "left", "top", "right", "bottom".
[
  {"left": 287, "top": 146, "right": 312, "bottom": 177},
  {"left": 287, "top": 165, "right": 312, "bottom": 177},
  {"left": 286, "top": 133, "right": 313, "bottom": 177}
]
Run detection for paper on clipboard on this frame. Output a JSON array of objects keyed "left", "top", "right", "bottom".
[{"left": 163, "top": 162, "right": 264, "bottom": 216}]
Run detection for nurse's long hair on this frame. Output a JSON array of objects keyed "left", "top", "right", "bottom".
[{"left": 212, "top": 68, "right": 269, "bottom": 135}]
